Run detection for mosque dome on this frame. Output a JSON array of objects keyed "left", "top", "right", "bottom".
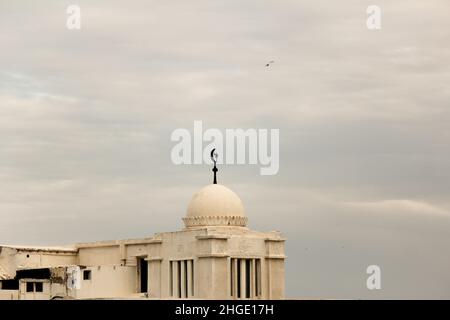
[{"left": 183, "top": 184, "right": 248, "bottom": 228}]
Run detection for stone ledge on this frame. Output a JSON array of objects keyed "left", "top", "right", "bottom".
[
  {"left": 264, "top": 238, "right": 287, "bottom": 242},
  {"left": 265, "top": 255, "right": 287, "bottom": 259},
  {"left": 145, "top": 257, "right": 163, "bottom": 261},
  {"left": 196, "top": 235, "right": 230, "bottom": 240},
  {"left": 197, "top": 253, "right": 229, "bottom": 258}
]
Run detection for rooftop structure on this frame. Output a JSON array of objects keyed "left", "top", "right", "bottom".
[{"left": 0, "top": 161, "right": 286, "bottom": 300}]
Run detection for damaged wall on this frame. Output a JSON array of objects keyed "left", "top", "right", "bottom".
[{"left": 0, "top": 246, "right": 77, "bottom": 280}]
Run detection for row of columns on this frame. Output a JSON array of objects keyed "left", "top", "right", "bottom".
[
  {"left": 171, "top": 260, "right": 194, "bottom": 298},
  {"left": 231, "top": 258, "right": 260, "bottom": 299}
]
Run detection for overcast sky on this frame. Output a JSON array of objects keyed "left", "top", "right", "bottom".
[{"left": 1, "top": 0, "right": 450, "bottom": 299}]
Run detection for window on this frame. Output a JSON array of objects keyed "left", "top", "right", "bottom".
[
  {"left": 230, "top": 258, "right": 262, "bottom": 299},
  {"left": 169, "top": 261, "right": 173, "bottom": 297},
  {"left": 0, "top": 280, "right": 19, "bottom": 290},
  {"left": 25, "top": 282, "right": 45, "bottom": 293},
  {"left": 169, "top": 259, "right": 194, "bottom": 298},
  {"left": 83, "top": 270, "right": 92, "bottom": 280},
  {"left": 26, "top": 282, "right": 34, "bottom": 292},
  {"left": 255, "top": 259, "right": 261, "bottom": 297},
  {"left": 138, "top": 258, "right": 148, "bottom": 293},
  {"left": 35, "top": 282, "right": 43, "bottom": 292}
]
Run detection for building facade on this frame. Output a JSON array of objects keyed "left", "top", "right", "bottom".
[{"left": 0, "top": 183, "right": 286, "bottom": 300}]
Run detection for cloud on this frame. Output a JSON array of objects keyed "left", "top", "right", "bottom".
[
  {"left": 341, "top": 199, "right": 450, "bottom": 216},
  {"left": 1, "top": 0, "right": 450, "bottom": 298}
]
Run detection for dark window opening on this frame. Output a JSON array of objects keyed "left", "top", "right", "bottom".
[
  {"left": 256, "top": 259, "right": 261, "bottom": 297},
  {"left": 237, "top": 261, "right": 241, "bottom": 298},
  {"left": 184, "top": 260, "right": 188, "bottom": 298},
  {"left": 191, "top": 260, "right": 194, "bottom": 297},
  {"left": 16, "top": 268, "right": 50, "bottom": 280},
  {"left": 230, "top": 259, "right": 234, "bottom": 297},
  {"left": 0, "top": 280, "right": 19, "bottom": 290},
  {"left": 139, "top": 258, "right": 148, "bottom": 293},
  {"left": 83, "top": 270, "right": 92, "bottom": 280},
  {"left": 35, "top": 282, "right": 43, "bottom": 292},
  {"left": 177, "top": 261, "right": 181, "bottom": 298},
  {"left": 169, "top": 261, "right": 173, "bottom": 296},
  {"left": 26, "top": 282, "right": 34, "bottom": 292},
  {"left": 245, "top": 259, "right": 251, "bottom": 298}
]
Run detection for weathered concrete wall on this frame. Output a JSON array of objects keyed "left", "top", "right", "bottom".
[
  {"left": 50, "top": 283, "right": 68, "bottom": 299},
  {"left": 266, "top": 258, "right": 285, "bottom": 299},
  {"left": 0, "top": 290, "right": 18, "bottom": 300},
  {"left": 195, "top": 256, "right": 214, "bottom": 299},
  {"left": 0, "top": 247, "right": 77, "bottom": 279},
  {"left": 148, "top": 259, "right": 161, "bottom": 298},
  {"left": 78, "top": 246, "right": 121, "bottom": 266},
  {"left": 211, "top": 257, "right": 228, "bottom": 299},
  {"left": 75, "top": 265, "right": 136, "bottom": 299}
]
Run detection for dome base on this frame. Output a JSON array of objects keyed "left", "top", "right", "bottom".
[{"left": 183, "top": 215, "right": 247, "bottom": 228}]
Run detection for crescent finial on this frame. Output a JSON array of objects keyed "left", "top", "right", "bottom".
[{"left": 211, "top": 148, "right": 218, "bottom": 184}]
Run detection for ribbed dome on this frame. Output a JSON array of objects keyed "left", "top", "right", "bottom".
[{"left": 183, "top": 184, "right": 247, "bottom": 228}]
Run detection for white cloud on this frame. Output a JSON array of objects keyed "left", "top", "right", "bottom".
[
  {"left": 1, "top": 0, "right": 450, "bottom": 298},
  {"left": 342, "top": 199, "right": 449, "bottom": 216}
]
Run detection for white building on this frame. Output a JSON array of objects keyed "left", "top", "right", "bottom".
[{"left": 0, "top": 182, "right": 286, "bottom": 300}]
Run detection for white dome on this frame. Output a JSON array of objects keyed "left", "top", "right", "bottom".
[{"left": 183, "top": 184, "right": 247, "bottom": 228}]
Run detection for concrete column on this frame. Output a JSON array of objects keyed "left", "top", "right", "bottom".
[
  {"left": 172, "top": 261, "right": 178, "bottom": 298},
  {"left": 251, "top": 259, "right": 256, "bottom": 298},
  {"left": 187, "top": 260, "right": 193, "bottom": 298},
  {"left": 267, "top": 259, "right": 271, "bottom": 299},
  {"left": 256, "top": 259, "right": 261, "bottom": 297},
  {"left": 266, "top": 258, "right": 285, "bottom": 299},
  {"left": 181, "top": 260, "right": 186, "bottom": 298},
  {"left": 211, "top": 257, "right": 228, "bottom": 299},
  {"left": 148, "top": 260, "right": 161, "bottom": 298},
  {"left": 240, "top": 259, "right": 246, "bottom": 299}
]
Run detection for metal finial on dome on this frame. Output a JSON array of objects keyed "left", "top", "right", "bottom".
[{"left": 210, "top": 148, "right": 218, "bottom": 184}]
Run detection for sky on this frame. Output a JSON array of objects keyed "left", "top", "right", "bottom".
[{"left": 1, "top": 0, "right": 450, "bottom": 299}]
